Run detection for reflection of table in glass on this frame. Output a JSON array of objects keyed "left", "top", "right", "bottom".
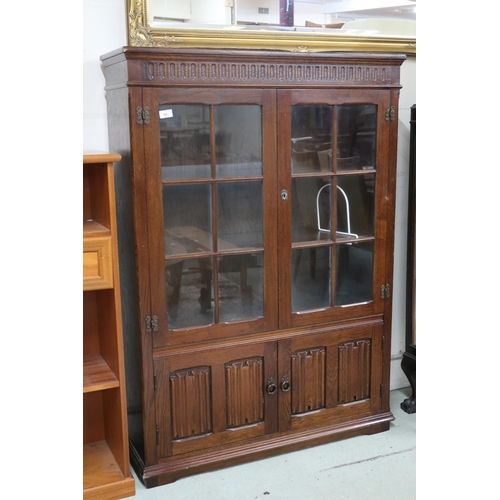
[
  {"left": 164, "top": 226, "right": 253, "bottom": 313},
  {"left": 165, "top": 226, "right": 239, "bottom": 253}
]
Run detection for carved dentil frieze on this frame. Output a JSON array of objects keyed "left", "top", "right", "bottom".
[{"left": 141, "top": 60, "right": 393, "bottom": 86}]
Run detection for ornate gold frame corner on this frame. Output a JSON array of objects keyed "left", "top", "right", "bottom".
[{"left": 128, "top": 0, "right": 416, "bottom": 55}]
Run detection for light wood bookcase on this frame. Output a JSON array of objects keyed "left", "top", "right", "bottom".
[{"left": 83, "top": 152, "right": 135, "bottom": 500}]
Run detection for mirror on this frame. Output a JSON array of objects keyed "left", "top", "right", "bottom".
[{"left": 128, "top": 1, "right": 416, "bottom": 54}]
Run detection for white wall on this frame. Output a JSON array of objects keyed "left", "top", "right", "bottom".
[
  {"left": 150, "top": 0, "right": 192, "bottom": 21},
  {"left": 392, "top": 56, "right": 416, "bottom": 389},
  {"left": 190, "top": 0, "right": 228, "bottom": 24},
  {"left": 83, "top": 0, "right": 416, "bottom": 390},
  {"left": 237, "top": 0, "right": 326, "bottom": 26},
  {"left": 237, "top": 0, "right": 280, "bottom": 24},
  {"left": 83, "top": 0, "right": 127, "bottom": 151},
  {"left": 294, "top": 1, "right": 326, "bottom": 26}
]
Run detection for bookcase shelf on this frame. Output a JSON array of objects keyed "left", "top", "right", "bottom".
[{"left": 83, "top": 354, "right": 120, "bottom": 393}]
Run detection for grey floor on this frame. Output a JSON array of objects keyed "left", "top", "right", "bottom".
[{"left": 129, "top": 388, "right": 416, "bottom": 500}]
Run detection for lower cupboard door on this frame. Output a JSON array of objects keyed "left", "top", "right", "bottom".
[
  {"left": 154, "top": 342, "right": 278, "bottom": 458},
  {"left": 278, "top": 323, "right": 384, "bottom": 432}
]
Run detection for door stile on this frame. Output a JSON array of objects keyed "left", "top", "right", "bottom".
[
  {"left": 130, "top": 87, "right": 160, "bottom": 464},
  {"left": 277, "top": 339, "right": 292, "bottom": 431},
  {"left": 369, "top": 323, "right": 384, "bottom": 411},
  {"left": 264, "top": 341, "right": 279, "bottom": 434},
  {"left": 330, "top": 106, "right": 338, "bottom": 308},
  {"left": 209, "top": 104, "right": 220, "bottom": 325},
  {"left": 380, "top": 88, "right": 402, "bottom": 412},
  {"left": 154, "top": 356, "right": 171, "bottom": 459},
  {"left": 130, "top": 87, "right": 154, "bottom": 342},
  {"left": 142, "top": 88, "right": 171, "bottom": 348},
  {"left": 261, "top": 90, "right": 280, "bottom": 330},
  {"left": 276, "top": 91, "right": 293, "bottom": 330},
  {"left": 370, "top": 91, "right": 392, "bottom": 316}
]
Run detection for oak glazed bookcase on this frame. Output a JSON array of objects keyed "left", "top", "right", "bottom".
[{"left": 101, "top": 46, "right": 405, "bottom": 487}]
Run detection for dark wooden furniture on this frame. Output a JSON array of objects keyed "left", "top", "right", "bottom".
[
  {"left": 101, "top": 47, "right": 405, "bottom": 487},
  {"left": 83, "top": 152, "right": 135, "bottom": 500},
  {"left": 400, "top": 104, "right": 416, "bottom": 414}
]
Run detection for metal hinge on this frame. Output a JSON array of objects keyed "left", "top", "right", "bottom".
[
  {"left": 381, "top": 336, "right": 385, "bottom": 350},
  {"left": 154, "top": 373, "right": 157, "bottom": 391},
  {"left": 156, "top": 429, "right": 160, "bottom": 446},
  {"left": 385, "top": 105, "right": 396, "bottom": 122},
  {"left": 145, "top": 315, "right": 159, "bottom": 333},
  {"left": 136, "top": 106, "right": 150, "bottom": 125},
  {"left": 380, "top": 384, "right": 384, "bottom": 399},
  {"left": 380, "top": 284, "right": 391, "bottom": 299}
]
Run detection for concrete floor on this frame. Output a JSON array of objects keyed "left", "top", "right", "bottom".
[{"left": 129, "top": 388, "right": 416, "bottom": 500}]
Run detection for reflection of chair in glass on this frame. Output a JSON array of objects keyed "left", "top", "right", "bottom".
[
  {"left": 309, "top": 149, "right": 362, "bottom": 174},
  {"left": 196, "top": 259, "right": 213, "bottom": 312},
  {"left": 291, "top": 149, "right": 319, "bottom": 172},
  {"left": 164, "top": 234, "right": 214, "bottom": 316},
  {"left": 165, "top": 257, "right": 213, "bottom": 315},
  {"left": 166, "top": 260, "right": 184, "bottom": 315},
  {"left": 164, "top": 239, "right": 186, "bottom": 318},
  {"left": 291, "top": 137, "right": 331, "bottom": 173},
  {"left": 337, "top": 155, "right": 361, "bottom": 170},
  {"left": 218, "top": 255, "right": 257, "bottom": 306},
  {"left": 317, "top": 150, "right": 332, "bottom": 173},
  {"left": 305, "top": 20, "right": 345, "bottom": 28},
  {"left": 165, "top": 227, "right": 260, "bottom": 316}
]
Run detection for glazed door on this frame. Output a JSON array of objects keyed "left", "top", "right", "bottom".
[
  {"left": 154, "top": 341, "right": 278, "bottom": 458},
  {"left": 277, "top": 90, "right": 392, "bottom": 329},
  {"left": 138, "top": 87, "right": 393, "bottom": 345},
  {"left": 142, "top": 88, "right": 279, "bottom": 347},
  {"left": 277, "top": 322, "right": 384, "bottom": 432}
]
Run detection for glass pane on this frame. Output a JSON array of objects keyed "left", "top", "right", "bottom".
[
  {"left": 163, "top": 184, "right": 213, "bottom": 254},
  {"left": 336, "top": 174, "right": 375, "bottom": 239},
  {"left": 292, "top": 178, "right": 332, "bottom": 244},
  {"left": 166, "top": 257, "right": 214, "bottom": 329},
  {"left": 337, "top": 105, "right": 376, "bottom": 171},
  {"left": 291, "top": 178, "right": 332, "bottom": 243},
  {"left": 335, "top": 241, "right": 374, "bottom": 306},
  {"left": 291, "top": 106, "right": 332, "bottom": 174},
  {"left": 217, "top": 182, "right": 263, "bottom": 248},
  {"left": 159, "top": 104, "right": 211, "bottom": 180},
  {"left": 219, "top": 254, "right": 264, "bottom": 323},
  {"left": 292, "top": 246, "right": 331, "bottom": 313},
  {"left": 215, "top": 105, "right": 263, "bottom": 177}
]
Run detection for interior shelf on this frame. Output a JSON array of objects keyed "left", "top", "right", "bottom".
[
  {"left": 83, "top": 441, "right": 135, "bottom": 499},
  {"left": 84, "top": 220, "right": 111, "bottom": 237},
  {"left": 83, "top": 354, "right": 119, "bottom": 393}
]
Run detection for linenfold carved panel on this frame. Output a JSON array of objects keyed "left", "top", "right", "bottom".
[
  {"left": 225, "top": 357, "right": 264, "bottom": 428},
  {"left": 170, "top": 366, "right": 212, "bottom": 440},
  {"left": 290, "top": 347, "right": 326, "bottom": 414},
  {"left": 338, "top": 340, "right": 371, "bottom": 404},
  {"left": 142, "top": 61, "right": 392, "bottom": 86}
]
